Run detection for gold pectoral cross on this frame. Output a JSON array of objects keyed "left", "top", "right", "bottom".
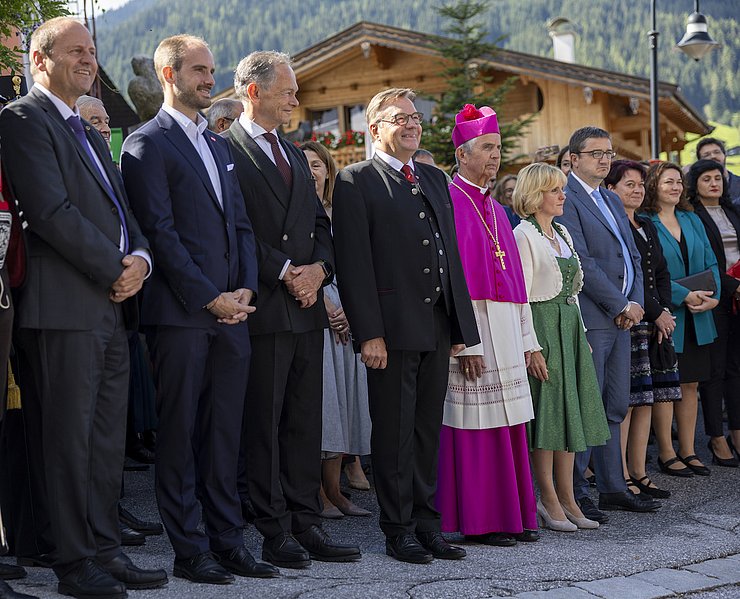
[{"left": 494, "top": 244, "right": 507, "bottom": 270}]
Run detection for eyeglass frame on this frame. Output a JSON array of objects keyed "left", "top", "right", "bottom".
[
  {"left": 572, "top": 149, "right": 618, "bottom": 160},
  {"left": 376, "top": 112, "right": 424, "bottom": 127}
]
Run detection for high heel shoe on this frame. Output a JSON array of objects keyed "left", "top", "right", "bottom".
[
  {"left": 707, "top": 440, "right": 739, "bottom": 468},
  {"left": 561, "top": 505, "right": 599, "bottom": 529},
  {"left": 727, "top": 435, "right": 740, "bottom": 461},
  {"left": 536, "top": 500, "right": 577, "bottom": 532}
]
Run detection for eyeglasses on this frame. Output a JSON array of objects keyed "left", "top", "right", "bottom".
[
  {"left": 221, "top": 117, "right": 236, "bottom": 124},
  {"left": 377, "top": 112, "right": 424, "bottom": 126},
  {"left": 574, "top": 150, "right": 618, "bottom": 160}
]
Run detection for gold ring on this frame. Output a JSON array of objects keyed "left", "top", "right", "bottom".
[{"left": 301, "top": 290, "right": 306, "bottom": 296}]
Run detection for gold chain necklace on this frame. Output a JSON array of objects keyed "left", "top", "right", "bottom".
[{"left": 451, "top": 181, "right": 506, "bottom": 270}]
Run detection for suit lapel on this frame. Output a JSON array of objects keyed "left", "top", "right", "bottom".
[
  {"left": 283, "top": 141, "right": 316, "bottom": 232},
  {"left": 652, "top": 214, "right": 684, "bottom": 265},
  {"left": 157, "top": 110, "right": 221, "bottom": 213},
  {"left": 227, "top": 121, "right": 289, "bottom": 209},
  {"left": 201, "top": 131, "right": 227, "bottom": 216},
  {"left": 566, "top": 175, "right": 614, "bottom": 236}
]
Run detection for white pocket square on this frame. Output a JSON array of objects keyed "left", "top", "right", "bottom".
[{"left": 226, "top": 163, "right": 235, "bottom": 171}]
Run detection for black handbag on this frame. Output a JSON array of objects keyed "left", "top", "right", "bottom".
[
  {"left": 648, "top": 329, "right": 678, "bottom": 370},
  {"left": 674, "top": 269, "right": 716, "bottom": 293}
]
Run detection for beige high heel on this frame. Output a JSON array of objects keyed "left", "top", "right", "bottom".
[
  {"left": 536, "top": 500, "right": 577, "bottom": 532},
  {"left": 562, "top": 505, "right": 599, "bottom": 529}
]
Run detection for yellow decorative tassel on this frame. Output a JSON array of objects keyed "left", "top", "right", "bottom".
[{"left": 6, "top": 361, "right": 20, "bottom": 410}]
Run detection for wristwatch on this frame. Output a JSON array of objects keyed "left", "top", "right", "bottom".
[{"left": 317, "top": 260, "right": 333, "bottom": 282}]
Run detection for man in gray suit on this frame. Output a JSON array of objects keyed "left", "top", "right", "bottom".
[
  {"left": 557, "top": 126, "right": 660, "bottom": 523},
  {"left": 0, "top": 17, "right": 166, "bottom": 599}
]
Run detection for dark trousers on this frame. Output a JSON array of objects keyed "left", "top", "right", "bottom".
[
  {"left": 366, "top": 305, "right": 450, "bottom": 538},
  {"left": 150, "top": 323, "right": 249, "bottom": 559},
  {"left": 25, "top": 304, "right": 128, "bottom": 575},
  {"left": 575, "top": 327, "right": 630, "bottom": 498},
  {"left": 700, "top": 307, "right": 740, "bottom": 436},
  {"left": 244, "top": 330, "right": 323, "bottom": 540}
]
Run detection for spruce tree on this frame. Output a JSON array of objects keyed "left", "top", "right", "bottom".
[{"left": 422, "top": 0, "right": 533, "bottom": 169}]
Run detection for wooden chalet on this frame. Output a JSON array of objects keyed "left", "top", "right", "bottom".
[{"left": 216, "top": 22, "right": 712, "bottom": 169}]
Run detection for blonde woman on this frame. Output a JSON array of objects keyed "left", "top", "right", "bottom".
[{"left": 513, "top": 163, "right": 609, "bottom": 531}]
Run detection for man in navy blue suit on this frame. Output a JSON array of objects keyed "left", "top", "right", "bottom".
[{"left": 121, "top": 35, "right": 278, "bottom": 584}]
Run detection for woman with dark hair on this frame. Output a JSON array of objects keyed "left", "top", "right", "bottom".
[
  {"left": 686, "top": 159, "right": 740, "bottom": 466},
  {"left": 605, "top": 160, "right": 679, "bottom": 498},
  {"left": 300, "top": 142, "right": 372, "bottom": 517},
  {"left": 556, "top": 146, "right": 571, "bottom": 177},
  {"left": 493, "top": 174, "right": 520, "bottom": 227},
  {"left": 642, "top": 162, "right": 720, "bottom": 478}
]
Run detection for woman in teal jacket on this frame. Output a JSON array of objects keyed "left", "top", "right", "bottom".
[{"left": 642, "top": 162, "right": 720, "bottom": 479}]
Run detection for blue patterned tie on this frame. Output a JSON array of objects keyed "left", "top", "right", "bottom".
[
  {"left": 591, "top": 189, "right": 634, "bottom": 294},
  {"left": 67, "top": 115, "right": 129, "bottom": 254}
]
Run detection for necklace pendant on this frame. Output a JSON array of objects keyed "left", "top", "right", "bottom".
[{"left": 495, "top": 245, "right": 507, "bottom": 270}]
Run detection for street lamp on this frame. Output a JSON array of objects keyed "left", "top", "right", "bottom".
[{"left": 648, "top": 0, "right": 720, "bottom": 158}]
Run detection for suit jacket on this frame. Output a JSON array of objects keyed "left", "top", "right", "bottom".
[
  {"left": 631, "top": 215, "right": 672, "bottom": 322},
  {"left": 0, "top": 87, "right": 149, "bottom": 331},
  {"left": 120, "top": 109, "right": 257, "bottom": 328},
  {"left": 727, "top": 171, "right": 740, "bottom": 206},
  {"left": 332, "top": 156, "right": 479, "bottom": 352},
  {"left": 557, "top": 173, "right": 644, "bottom": 330},
  {"left": 223, "top": 121, "right": 332, "bottom": 336},
  {"left": 689, "top": 199, "right": 740, "bottom": 304},
  {"left": 648, "top": 210, "right": 720, "bottom": 353}
]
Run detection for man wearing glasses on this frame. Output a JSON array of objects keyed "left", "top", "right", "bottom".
[
  {"left": 556, "top": 127, "right": 658, "bottom": 522},
  {"left": 332, "top": 88, "right": 479, "bottom": 564}
]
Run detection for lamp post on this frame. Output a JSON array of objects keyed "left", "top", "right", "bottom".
[{"left": 648, "top": 0, "right": 719, "bottom": 159}]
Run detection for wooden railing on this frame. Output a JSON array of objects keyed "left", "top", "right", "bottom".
[{"left": 331, "top": 146, "right": 366, "bottom": 169}]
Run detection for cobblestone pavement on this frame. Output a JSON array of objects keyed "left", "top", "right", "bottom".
[{"left": 5, "top": 442, "right": 739, "bottom": 598}]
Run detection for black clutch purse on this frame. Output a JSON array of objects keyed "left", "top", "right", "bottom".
[{"left": 674, "top": 269, "right": 716, "bottom": 293}]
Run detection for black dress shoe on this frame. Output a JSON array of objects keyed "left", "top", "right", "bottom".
[
  {"left": 465, "top": 533, "right": 517, "bottom": 547},
  {"left": 630, "top": 476, "right": 671, "bottom": 499},
  {"left": 118, "top": 506, "right": 163, "bottom": 536},
  {"left": 385, "top": 533, "right": 433, "bottom": 564},
  {"left": 599, "top": 490, "right": 661, "bottom": 512},
  {"left": 0, "top": 579, "right": 39, "bottom": 599},
  {"left": 577, "top": 497, "right": 609, "bottom": 524},
  {"left": 678, "top": 454, "right": 711, "bottom": 476},
  {"left": 294, "top": 525, "right": 361, "bottom": 562},
  {"left": 0, "top": 564, "right": 25, "bottom": 581},
  {"left": 173, "top": 552, "right": 233, "bottom": 585},
  {"left": 416, "top": 532, "right": 466, "bottom": 559},
  {"left": 99, "top": 553, "right": 168, "bottom": 590},
  {"left": 126, "top": 445, "right": 155, "bottom": 465},
  {"left": 16, "top": 554, "right": 53, "bottom": 569},
  {"left": 513, "top": 529, "right": 540, "bottom": 543},
  {"left": 262, "top": 534, "right": 311, "bottom": 569},
  {"left": 119, "top": 523, "right": 145, "bottom": 546},
  {"left": 58, "top": 558, "right": 127, "bottom": 599},
  {"left": 707, "top": 440, "right": 739, "bottom": 468},
  {"left": 657, "top": 456, "right": 693, "bottom": 477},
  {"left": 214, "top": 546, "right": 279, "bottom": 578},
  {"left": 727, "top": 435, "right": 740, "bottom": 460}
]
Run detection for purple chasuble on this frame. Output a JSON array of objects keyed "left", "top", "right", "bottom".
[{"left": 449, "top": 174, "right": 527, "bottom": 303}]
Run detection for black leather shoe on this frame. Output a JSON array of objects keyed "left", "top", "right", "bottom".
[
  {"left": 0, "top": 564, "right": 25, "bottom": 581},
  {"left": 599, "top": 490, "right": 661, "bottom": 512},
  {"left": 294, "top": 525, "right": 361, "bottom": 563},
  {"left": 16, "top": 554, "right": 53, "bottom": 569},
  {"left": 727, "top": 435, "right": 740, "bottom": 460},
  {"left": 58, "top": 558, "right": 127, "bottom": 599},
  {"left": 99, "top": 553, "right": 167, "bottom": 590},
  {"left": 126, "top": 445, "right": 155, "bottom": 465},
  {"left": 262, "top": 534, "right": 311, "bottom": 569},
  {"left": 119, "top": 523, "right": 145, "bottom": 546},
  {"left": 630, "top": 476, "right": 671, "bottom": 499},
  {"left": 657, "top": 456, "right": 693, "bottom": 477},
  {"left": 577, "top": 497, "right": 609, "bottom": 524},
  {"left": 0, "top": 579, "right": 39, "bottom": 599},
  {"left": 416, "top": 532, "right": 466, "bottom": 559},
  {"left": 214, "top": 546, "right": 279, "bottom": 578},
  {"left": 118, "top": 506, "right": 163, "bottom": 536},
  {"left": 513, "top": 529, "right": 540, "bottom": 543},
  {"left": 173, "top": 552, "right": 233, "bottom": 585},
  {"left": 678, "top": 454, "right": 711, "bottom": 476},
  {"left": 385, "top": 533, "right": 433, "bottom": 564},
  {"left": 465, "top": 533, "right": 517, "bottom": 547},
  {"left": 707, "top": 441, "right": 739, "bottom": 468}
]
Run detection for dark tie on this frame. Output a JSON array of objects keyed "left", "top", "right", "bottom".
[
  {"left": 262, "top": 131, "right": 293, "bottom": 189},
  {"left": 66, "top": 115, "right": 129, "bottom": 254},
  {"left": 401, "top": 164, "right": 416, "bottom": 183}
]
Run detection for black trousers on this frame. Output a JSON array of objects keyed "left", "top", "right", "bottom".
[
  {"left": 150, "top": 322, "right": 249, "bottom": 559},
  {"left": 700, "top": 306, "right": 740, "bottom": 437},
  {"left": 25, "top": 304, "right": 128, "bottom": 576},
  {"left": 244, "top": 330, "right": 323, "bottom": 540},
  {"left": 366, "top": 305, "right": 451, "bottom": 537}
]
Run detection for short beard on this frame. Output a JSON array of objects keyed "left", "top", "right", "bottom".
[{"left": 175, "top": 86, "right": 211, "bottom": 111}]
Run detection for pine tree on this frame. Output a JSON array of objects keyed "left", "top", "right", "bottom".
[{"left": 421, "top": 0, "right": 533, "bottom": 169}]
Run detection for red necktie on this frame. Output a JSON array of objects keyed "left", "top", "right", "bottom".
[
  {"left": 401, "top": 164, "right": 416, "bottom": 183},
  {"left": 263, "top": 131, "right": 293, "bottom": 189}
]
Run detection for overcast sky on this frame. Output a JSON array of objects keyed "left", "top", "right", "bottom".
[{"left": 67, "top": 0, "right": 132, "bottom": 15}]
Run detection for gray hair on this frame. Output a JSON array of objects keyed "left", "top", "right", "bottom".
[
  {"left": 206, "top": 98, "right": 242, "bottom": 130},
  {"left": 365, "top": 88, "right": 416, "bottom": 128},
  {"left": 233, "top": 51, "right": 292, "bottom": 100},
  {"left": 76, "top": 94, "right": 104, "bottom": 113}
]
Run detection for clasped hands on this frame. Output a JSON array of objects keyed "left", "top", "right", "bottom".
[
  {"left": 684, "top": 290, "right": 718, "bottom": 315},
  {"left": 284, "top": 262, "right": 325, "bottom": 308},
  {"left": 109, "top": 255, "right": 148, "bottom": 303},
  {"left": 614, "top": 301, "right": 645, "bottom": 330},
  {"left": 207, "top": 288, "right": 255, "bottom": 324}
]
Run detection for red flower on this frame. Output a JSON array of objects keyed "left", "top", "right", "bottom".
[{"left": 460, "top": 104, "right": 483, "bottom": 121}]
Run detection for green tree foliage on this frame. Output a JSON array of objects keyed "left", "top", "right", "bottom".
[
  {"left": 0, "top": 0, "right": 68, "bottom": 75},
  {"left": 421, "top": 0, "right": 531, "bottom": 168}
]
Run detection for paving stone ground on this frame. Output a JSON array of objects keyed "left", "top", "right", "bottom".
[{"left": 4, "top": 442, "right": 739, "bottom": 599}]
